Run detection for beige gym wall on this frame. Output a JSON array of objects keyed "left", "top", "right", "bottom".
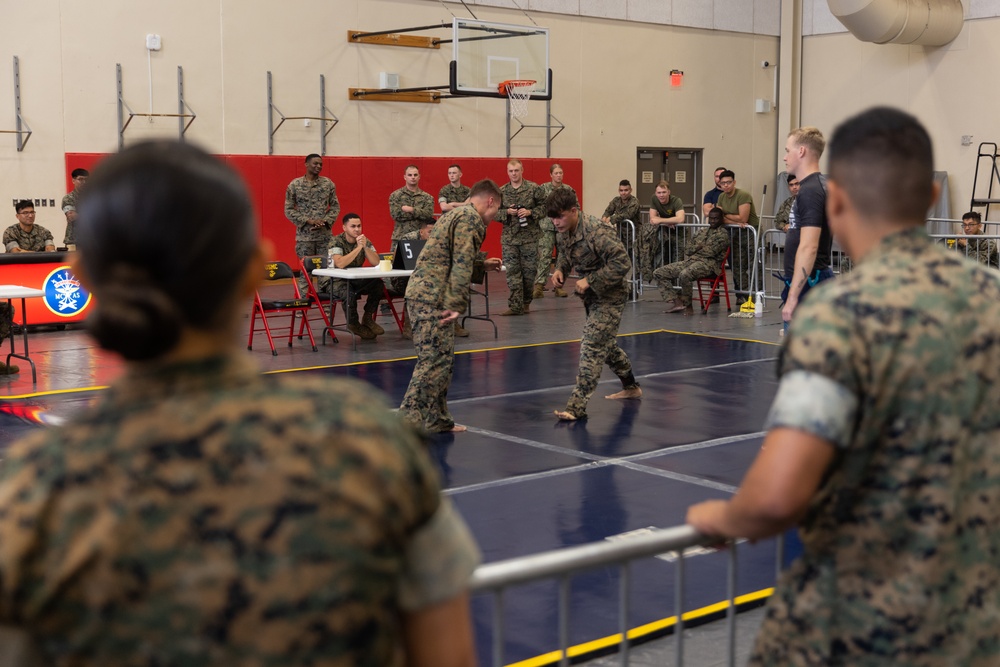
[
  {"left": 801, "top": 16, "right": 1000, "bottom": 220},
  {"left": 0, "top": 0, "right": 778, "bottom": 243}
]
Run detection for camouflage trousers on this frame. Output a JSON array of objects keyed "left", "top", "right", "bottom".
[
  {"left": 653, "top": 258, "right": 719, "bottom": 306},
  {"left": 0, "top": 302, "right": 11, "bottom": 339},
  {"left": 535, "top": 230, "right": 556, "bottom": 285},
  {"left": 296, "top": 239, "right": 333, "bottom": 294},
  {"left": 729, "top": 227, "right": 759, "bottom": 296},
  {"left": 399, "top": 301, "right": 458, "bottom": 433},
  {"left": 329, "top": 278, "right": 382, "bottom": 321},
  {"left": 502, "top": 241, "right": 537, "bottom": 313},
  {"left": 640, "top": 224, "right": 683, "bottom": 285},
  {"left": 565, "top": 300, "right": 637, "bottom": 419}
]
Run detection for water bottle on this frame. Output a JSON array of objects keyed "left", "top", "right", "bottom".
[{"left": 754, "top": 291, "right": 764, "bottom": 318}]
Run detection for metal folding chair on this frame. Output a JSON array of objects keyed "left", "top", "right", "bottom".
[{"left": 248, "top": 261, "right": 318, "bottom": 355}]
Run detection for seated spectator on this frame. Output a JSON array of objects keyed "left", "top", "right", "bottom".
[
  {"left": 5, "top": 200, "right": 55, "bottom": 253},
  {"left": 654, "top": 207, "right": 730, "bottom": 315},
  {"left": 0, "top": 141, "right": 480, "bottom": 666},
  {"left": 956, "top": 211, "right": 998, "bottom": 268},
  {"left": 330, "top": 212, "right": 385, "bottom": 340},
  {"left": 773, "top": 173, "right": 800, "bottom": 232}
]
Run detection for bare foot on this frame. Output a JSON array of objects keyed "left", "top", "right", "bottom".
[
  {"left": 553, "top": 410, "right": 578, "bottom": 421},
  {"left": 449, "top": 424, "right": 468, "bottom": 432},
  {"left": 606, "top": 387, "right": 643, "bottom": 400}
]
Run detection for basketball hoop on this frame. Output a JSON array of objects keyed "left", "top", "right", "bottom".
[{"left": 498, "top": 79, "right": 536, "bottom": 119}]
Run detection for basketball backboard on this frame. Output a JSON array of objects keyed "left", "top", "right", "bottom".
[{"left": 449, "top": 18, "right": 551, "bottom": 100}]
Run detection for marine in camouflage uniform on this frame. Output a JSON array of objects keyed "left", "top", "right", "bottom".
[
  {"left": 61, "top": 189, "right": 80, "bottom": 246},
  {"left": 688, "top": 108, "right": 1000, "bottom": 666},
  {"left": 0, "top": 353, "right": 480, "bottom": 665},
  {"left": 601, "top": 192, "right": 641, "bottom": 227},
  {"left": 2, "top": 223, "right": 55, "bottom": 252},
  {"left": 329, "top": 230, "right": 383, "bottom": 335},
  {"left": 438, "top": 183, "right": 471, "bottom": 211},
  {"left": 285, "top": 158, "right": 339, "bottom": 291},
  {"left": 400, "top": 204, "right": 490, "bottom": 432},
  {"left": 498, "top": 177, "right": 545, "bottom": 314},
  {"left": 389, "top": 186, "right": 435, "bottom": 241},
  {"left": 602, "top": 185, "right": 641, "bottom": 292},
  {"left": 959, "top": 235, "right": 999, "bottom": 268},
  {"left": 534, "top": 180, "right": 576, "bottom": 292},
  {"left": 773, "top": 194, "right": 795, "bottom": 232},
  {"left": 284, "top": 171, "right": 339, "bottom": 258},
  {"left": 554, "top": 209, "right": 641, "bottom": 420},
  {"left": 653, "top": 210, "right": 730, "bottom": 311},
  {"left": 749, "top": 226, "right": 1000, "bottom": 665},
  {"left": 954, "top": 215, "right": 999, "bottom": 268}
]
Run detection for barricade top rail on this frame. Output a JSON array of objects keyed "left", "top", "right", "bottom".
[{"left": 470, "top": 524, "right": 712, "bottom": 591}]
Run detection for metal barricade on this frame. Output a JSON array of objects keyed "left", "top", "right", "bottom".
[
  {"left": 616, "top": 218, "right": 640, "bottom": 302},
  {"left": 759, "top": 230, "right": 854, "bottom": 303},
  {"left": 635, "top": 212, "right": 704, "bottom": 292},
  {"left": 631, "top": 220, "right": 762, "bottom": 302},
  {"left": 470, "top": 525, "right": 780, "bottom": 666},
  {"left": 929, "top": 233, "right": 1000, "bottom": 268}
]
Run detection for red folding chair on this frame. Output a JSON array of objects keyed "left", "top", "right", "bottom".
[
  {"left": 695, "top": 247, "right": 732, "bottom": 313},
  {"left": 379, "top": 285, "right": 406, "bottom": 334},
  {"left": 248, "top": 261, "right": 317, "bottom": 355},
  {"left": 298, "top": 255, "right": 340, "bottom": 344}
]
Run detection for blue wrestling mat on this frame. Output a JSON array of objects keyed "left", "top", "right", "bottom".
[{"left": 0, "top": 331, "right": 783, "bottom": 666}]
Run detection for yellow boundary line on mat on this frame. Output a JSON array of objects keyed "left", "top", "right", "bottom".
[
  {"left": 0, "top": 329, "right": 775, "bottom": 400},
  {"left": 505, "top": 587, "right": 774, "bottom": 667}
]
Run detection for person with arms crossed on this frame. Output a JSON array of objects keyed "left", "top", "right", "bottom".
[
  {"left": 0, "top": 141, "right": 480, "bottom": 667},
  {"left": 390, "top": 164, "right": 435, "bottom": 242},
  {"left": 399, "top": 179, "right": 503, "bottom": 433},
  {"left": 687, "top": 107, "right": 1000, "bottom": 666},
  {"left": 781, "top": 127, "right": 834, "bottom": 328},
  {"left": 533, "top": 163, "right": 574, "bottom": 299},
  {"left": 438, "top": 163, "right": 471, "bottom": 213},
  {"left": 548, "top": 188, "right": 642, "bottom": 421}
]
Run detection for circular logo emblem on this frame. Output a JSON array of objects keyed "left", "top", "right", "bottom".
[{"left": 42, "top": 265, "right": 92, "bottom": 317}]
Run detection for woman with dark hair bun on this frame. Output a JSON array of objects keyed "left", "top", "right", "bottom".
[{"left": 0, "top": 142, "right": 480, "bottom": 666}]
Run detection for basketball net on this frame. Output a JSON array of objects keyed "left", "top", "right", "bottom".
[{"left": 500, "top": 79, "right": 536, "bottom": 119}]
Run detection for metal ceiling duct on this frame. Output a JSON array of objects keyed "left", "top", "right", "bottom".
[{"left": 827, "top": 0, "right": 964, "bottom": 46}]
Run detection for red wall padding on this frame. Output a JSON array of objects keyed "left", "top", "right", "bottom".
[{"left": 65, "top": 153, "right": 584, "bottom": 265}]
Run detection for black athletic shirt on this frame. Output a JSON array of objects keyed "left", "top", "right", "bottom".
[{"left": 784, "top": 172, "right": 833, "bottom": 278}]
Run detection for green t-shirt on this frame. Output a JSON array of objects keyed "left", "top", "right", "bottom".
[
  {"left": 650, "top": 194, "right": 684, "bottom": 220},
  {"left": 716, "top": 188, "right": 758, "bottom": 229}
]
